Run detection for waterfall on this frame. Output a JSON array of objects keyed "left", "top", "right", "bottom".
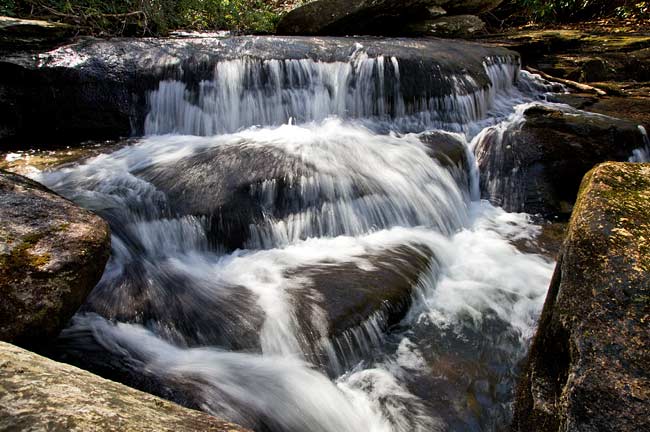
[
  {"left": 36, "top": 47, "right": 557, "bottom": 432},
  {"left": 144, "top": 54, "right": 520, "bottom": 136}
]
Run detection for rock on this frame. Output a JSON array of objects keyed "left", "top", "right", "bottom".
[
  {"left": 141, "top": 133, "right": 471, "bottom": 251},
  {"left": 0, "top": 35, "right": 517, "bottom": 145},
  {"left": 0, "top": 170, "right": 111, "bottom": 348},
  {"left": 0, "top": 16, "right": 74, "bottom": 54},
  {"left": 443, "top": 0, "right": 503, "bottom": 14},
  {"left": 512, "top": 162, "right": 650, "bottom": 432},
  {"left": 475, "top": 105, "right": 646, "bottom": 218},
  {"left": 140, "top": 144, "right": 313, "bottom": 251},
  {"left": 420, "top": 130, "right": 471, "bottom": 188},
  {"left": 0, "top": 340, "right": 249, "bottom": 432},
  {"left": 549, "top": 93, "right": 650, "bottom": 132},
  {"left": 476, "top": 29, "right": 650, "bottom": 84},
  {"left": 276, "top": 0, "right": 502, "bottom": 36},
  {"left": 405, "top": 15, "right": 486, "bottom": 38},
  {"left": 290, "top": 244, "right": 432, "bottom": 339},
  {"left": 276, "top": 0, "right": 435, "bottom": 36}
]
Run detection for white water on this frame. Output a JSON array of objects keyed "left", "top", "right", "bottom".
[
  {"left": 144, "top": 54, "right": 520, "bottom": 136},
  {"left": 37, "top": 55, "right": 566, "bottom": 431}
]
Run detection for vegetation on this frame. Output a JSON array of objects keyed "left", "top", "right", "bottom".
[
  {"left": 496, "top": 0, "right": 649, "bottom": 24},
  {"left": 0, "top": 0, "right": 282, "bottom": 36}
]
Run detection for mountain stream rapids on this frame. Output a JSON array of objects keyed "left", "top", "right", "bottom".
[{"left": 28, "top": 46, "right": 603, "bottom": 431}]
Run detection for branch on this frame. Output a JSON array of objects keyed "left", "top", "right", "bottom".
[{"left": 524, "top": 66, "right": 608, "bottom": 96}]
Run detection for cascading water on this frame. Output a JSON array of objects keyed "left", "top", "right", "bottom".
[{"left": 35, "top": 47, "right": 562, "bottom": 432}]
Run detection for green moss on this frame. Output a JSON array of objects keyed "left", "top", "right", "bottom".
[
  {"left": 0, "top": 232, "right": 51, "bottom": 275},
  {"left": 575, "top": 163, "right": 650, "bottom": 273}
]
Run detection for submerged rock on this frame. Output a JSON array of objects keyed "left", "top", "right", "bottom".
[
  {"left": 140, "top": 144, "right": 312, "bottom": 251},
  {"left": 475, "top": 105, "right": 646, "bottom": 218},
  {"left": 141, "top": 135, "right": 468, "bottom": 251},
  {"left": 513, "top": 162, "right": 650, "bottom": 432},
  {"left": 0, "top": 341, "right": 249, "bottom": 432},
  {"left": 290, "top": 244, "right": 431, "bottom": 336},
  {"left": 0, "top": 170, "right": 110, "bottom": 347}
]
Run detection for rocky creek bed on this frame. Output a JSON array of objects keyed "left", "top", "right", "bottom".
[{"left": 1, "top": 13, "right": 650, "bottom": 432}]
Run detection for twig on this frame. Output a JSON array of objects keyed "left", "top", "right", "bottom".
[{"left": 524, "top": 66, "right": 608, "bottom": 96}]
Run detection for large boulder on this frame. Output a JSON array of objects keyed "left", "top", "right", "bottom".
[
  {"left": 0, "top": 170, "right": 111, "bottom": 347},
  {"left": 0, "top": 36, "right": 517, "bottom": 145},
  {"left": 140, "top": 144, "right": 312, "bottom": 251},
  {"left": 141, "top": 132, "right": 470, "bottom": 251},
  {"left": 512, "top": 162, "right": 650, "bottom": 431},
  {"left": 0, "top": 341, "right": 249, "bottom": 432},
  {"left": 276, "top": 0, "right": 502, "bottom": 36},
  {"left": 289, "top": 244, "right": 432, "bottom": 368},
  {"left": 475, "top": 105, "right": 646, "bottom": 218}
]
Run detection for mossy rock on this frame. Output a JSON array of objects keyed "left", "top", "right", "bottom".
[
  {"left": 0, "top": 170, "right": 111, "bottom": 348},
  {"left": 512, "top": 162, "right": 650, "bottom": 432},
  {"left": 0, "top": 341, "right": 249, "bottom": 431}
]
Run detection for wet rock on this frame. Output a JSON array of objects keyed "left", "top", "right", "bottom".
[
  {"left": 420, "top": 130, "right": 471, "bottom": 188},
  {"left": 0, "top": 170, "right": 111, "bottom": 348},
  {"left": 477, "top": 29, "right": 650, "bottom": 84},
  {"left": 288, "top": 244, "right": 433, "bottom": 372},
  {"left": 0, "top": 36, "right": 517, "bottom": 145},
  {"left": 290, "top": 244, "right": 432, "bottom": 339},
  {"left": 511, "top": 222, "right": 567, "bottom": 260},
  {"left": 142, "top": 137, "right": 470, "bottom": 251},
  {"left": 0, "top": 341, "right": 249, "bottom": 432},
  {"left": 549, "top": 93, "right": 650, "bottom": 132},
  {"left": 475, "top": 105, "right": 646, "bottom": 218},
  {"left": 276, "top": 0, "right": 502, "bottom": 36},
  {"left": 140, "top": 144, "right": 313, "bottom": 251},
  {"left": 405, "top": 15, "right": 486, "bottom": 38},
  {"left": 513, "top": 162, "right": 650, "bottom": 432}
]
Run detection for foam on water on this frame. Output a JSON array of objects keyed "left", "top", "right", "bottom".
[
  {"left": 144, "top": 54, "right": 521, "bottom": 136},
  {"left": 35, "top": 61, "right": 567, "bottom": 432}
]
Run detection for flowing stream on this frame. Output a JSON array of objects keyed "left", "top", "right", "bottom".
[{"left": 35, "top": 50, "right": 561, "bottom": 431}]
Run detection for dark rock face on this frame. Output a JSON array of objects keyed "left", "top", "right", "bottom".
[
  {"left": 513, "top": 162, "right": 650, "bottom": 432},
  {"left": 0, "top": 35, "right": 517, "bottom": 146},
  {"left": 276, "top": 0, "right": 435, "bottom": 35},
  {"left": 276, "top": 0, "right": 501, "bottom": 36},
  {"left": 475, "top": 105, "right": 645, "bottom": 218},
  {"left": 0, "top": 341, "right": 250, "bottom": 432},
  {"left": 405, "top": 15, "right": 486, "bottom": 38},
  {"left": 0, "top": 16, "right": 74, "bottom": 54},
  {"left": 0, "top": 170, "right": 111, "bottom": 347}
]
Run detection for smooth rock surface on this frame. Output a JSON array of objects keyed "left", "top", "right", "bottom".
[
  {"left": 475, "top": 104, "right": 646, "bottom": 218},
  {"left": 0, "top": 341, "right": 249, "bottom": 432},
  {"left": 513, "top": 162, "right": 650, "bottom": 432},
  {"left": 290, "top": 244, "right": 432, "bottom": 338},
  {"left": 0, "top": 170, "right": 111, "bottom": 347}
]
